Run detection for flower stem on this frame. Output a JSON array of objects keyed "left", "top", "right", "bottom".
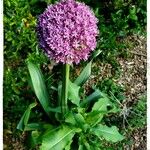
[{"left": 61, "top": 64, "right": 70, "bottom": 117}]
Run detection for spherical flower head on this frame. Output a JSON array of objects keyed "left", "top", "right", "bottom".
[{"left": 37, "top": 0, "right": 99, "bottom": 64}]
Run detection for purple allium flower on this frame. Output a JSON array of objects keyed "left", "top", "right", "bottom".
[{"left": 37, "top": 0, "right": 98, "bottom": 64}]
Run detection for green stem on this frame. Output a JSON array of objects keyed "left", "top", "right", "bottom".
[{"left": 61, "top": 64, "right": 70, "bottom": 117}]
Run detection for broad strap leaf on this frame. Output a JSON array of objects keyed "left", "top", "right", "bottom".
[
  {"left": 17, "top": 102, "right": 37, "bottom": 131},
  {"left": 91, "top": 124, "right": 124, "bottom": 142},
  {"left": 40, "top": 125, "right": 75, "bottom": 150},
  {"left": 27, "top": 61, "right": 51, "bottom": 116},
  {"left": 68, "top": 81, "right": 80, "bottom": 106},
  {"left": 74, "top": 61, "right": 92, "bottom": 86}
]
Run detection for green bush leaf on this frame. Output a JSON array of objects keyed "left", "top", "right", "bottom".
[
  {"left": 91, "top": 125, "right": 124, "bottom": 142},
  {"left": 74, "top": 61, "right": 92, "bottom": 86},
  {"left": 68, "top": 81, "right": 80, "bottom": 106},
  {"left": 17, "top": 102, "right": 37, "bottom": 131},
  {"left": 27, "top": 61, "right": 51, "bottom": 116},
  {"left": 40, "top": 125, "right": 75, "bottom": 150}
]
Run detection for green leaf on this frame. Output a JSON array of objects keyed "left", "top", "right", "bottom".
[
  {"left": 78, "top": 136, "right": 89, "bottom": 150},
  {"left": 27, "top": 61, "right": 51, "bottom": 116},
  {"left": 78, "top": 145, "right": 84, "bottom": 150},
  {"left": 17, "top": 102, "right": 37, "bottom": 131},
  {"left": 28, "top": 130, "right": 42, "bottom": 148},
  {"left": 40, "top": 125, "right": 75, "bottom": 150},
  {"left": 92, "top": 97, "right": 119, "bottom": 113},
  {"left": 80, "top": 89, "right": 103, "bottom": 107},
  {"left": 24, "top": 123, "right": 54, "bottom": 131},
  {"left": 83, "top": 141, "right": 91, "bottom": 150},
  {"left": 74, "top": 61, "right": 92, "bottom": 86},
  {"left": 130, "top": 6, "right": 136, "bottom": 14},
  {"left": 85, "top": 111, "right": 104, "bottom": 127},
  {"left": 59, "top": 80, "right": 80, "bottom": 106},
  {"left": 74, "top": 113, "right": 86, "bottom": 128},
  {"left": 65, "top": 112, "right": 76, "bottom": 125},
  {"left": 65, "top": 112, "right": 86, "bottom": 130},
  {"left": 92, "top": 97, "right": 111, "bottom": 112},
  {"left": 78, "top": 137, "right": 95, "bottom": 150},
  {"left": 64, "top": 140, "right": 73, "bottom": 150},
  {"left": 24, "top": 123, "right": 42, "bottom": 131},
  {"left": 91, "top": 125, "right": 124, "bottom": 143},
  {"left": 85, "top": 97, "right": 116, "bottom": 127},
  {"left": 130, "top": 15, "right": 138, "bottom": 21},
  {"left": 48, "top": 106, "right": 61, "bottom": 113},
  {"left": 58, "top": 82, "right": 62, "bottom": 105},
  {"left": 85, "top": 97, "right": 119, "bottom": 127},
  {"left": 68, "top": 81, "right": 80, "bottom": 106},
  {"left": 27, "top": 124, "right": 54, "bottom": 149}
]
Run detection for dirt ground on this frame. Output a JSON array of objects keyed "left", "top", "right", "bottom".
[{"left": 84, "top": 34, "right": 146, "bottom": 149}]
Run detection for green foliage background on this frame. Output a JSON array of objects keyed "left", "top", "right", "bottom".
[{"left": 4, "top": 0, "right": 146, "bottom": 149}]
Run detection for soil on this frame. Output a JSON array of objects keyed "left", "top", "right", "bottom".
[{"left": 84, "top": 34, "right": 146, "bottom": 149}]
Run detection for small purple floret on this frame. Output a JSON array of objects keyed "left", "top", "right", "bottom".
[{"left": 37, "top": 0, "right": 98, "bottom": 64}]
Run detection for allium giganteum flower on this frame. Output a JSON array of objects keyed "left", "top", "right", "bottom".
[{"left": 37, "top": 0, "right": 98, "bottom": 64}]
